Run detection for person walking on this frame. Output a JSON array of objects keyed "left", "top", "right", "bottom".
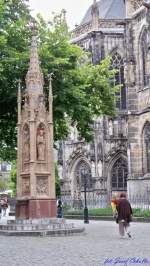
[
  {"left": 111, "top": 195, "right": 118, "bottom": 220},
  {"left": 116, "top": 193, "right": 133, "bottom": 238},
  {"left": 1, "top": 195, "right": 8, "bottom": 217},
  {"left": 57, "top": 199, "right": 63, "bottom": 218}
]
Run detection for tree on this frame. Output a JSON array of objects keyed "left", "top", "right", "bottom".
[
  {"left": 55, "top": 163, "right": 61, "bottom": 198},
  {"left": 8, "top": 160, "right": 17, "bottom": 196},
  {"left": 0, "top": 2, "right": 119, "bottom": 161},
  {"left": 0, "top": 0, "right": 31, "bottom": 161}
]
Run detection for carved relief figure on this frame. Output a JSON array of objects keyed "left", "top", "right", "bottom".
[
  {"left": 23, "top": 125, "right": 30, "bottom": 161},
  {"left": 37, "top": 124, "right": 46, "bottom": 161},
  {"left": 36, "top": 177, "right": 48, "bottom": 195}
]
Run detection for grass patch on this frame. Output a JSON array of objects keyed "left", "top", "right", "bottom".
[{"left": 64, "top": 207, "right": 150, "bottom": 217}]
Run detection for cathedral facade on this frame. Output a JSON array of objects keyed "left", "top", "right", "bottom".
[{"left": 58, "top": 0, "right": 150, "bottom": 203}]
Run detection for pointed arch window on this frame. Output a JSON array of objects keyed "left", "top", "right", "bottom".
[
  {"left": 143, "top": 122, "right": 150, "bottom": 173},
  {"left": 141, "top": 30, "right": 148, "bottom": 87},
  {"left": 111, "top": 52, "right": 126, "bottom": 110},
  {"left": 111, "top": 157, "right": 127, "bottom": 191}
]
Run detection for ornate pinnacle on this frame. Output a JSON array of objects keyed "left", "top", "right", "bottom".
[{"left": 26, "top": 19, "right": 44, "bottom": 92}]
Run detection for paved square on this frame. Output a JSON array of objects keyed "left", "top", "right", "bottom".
[{"left": 0, "top": 220, "right": 150, "bottom": 266}]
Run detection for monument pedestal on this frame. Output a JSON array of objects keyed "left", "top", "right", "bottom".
[{"left": 16, "top": 199, "right": 57, "bottom": 219}]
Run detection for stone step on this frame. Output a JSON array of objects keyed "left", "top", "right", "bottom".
[
  {"left": 0, "top": 227, "right": 85, "bottom": 237},
  {"left": 7, "top": 218, "right": 66, "bottom": 225},
  {"left": 0, "top": 223, "right": 74, "bottom": 231}
]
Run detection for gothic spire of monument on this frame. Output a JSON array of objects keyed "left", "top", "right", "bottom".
[
  {"left": 91, "top": 0, "right": 99, "bottom": 30},
  {"left": 26, "top": 20, "right": 44, "bottom": 93}
]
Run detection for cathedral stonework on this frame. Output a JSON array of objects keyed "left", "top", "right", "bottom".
[{"left": 58, "top": 0, "right": 150, "bottom": 203}]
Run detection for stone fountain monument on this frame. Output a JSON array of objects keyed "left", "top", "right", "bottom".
[
  {"left": 0, "top": 22, "right": 84, "bottom": 236},
  {"left": 16, "top": 22, "right": 56, "bottom": 219}
]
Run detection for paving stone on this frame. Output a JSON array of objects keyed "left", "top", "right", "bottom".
[{"left": 0, "top": 220, "right": 150, "bottom": 266}]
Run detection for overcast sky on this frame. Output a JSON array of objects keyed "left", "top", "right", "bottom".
[{"left": 29, "top": 0, "right": 92, "bottom": 29}]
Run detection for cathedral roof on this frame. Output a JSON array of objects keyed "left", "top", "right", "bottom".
[{"left": 81, "top": 0, "right": 126, "bottom": 25}]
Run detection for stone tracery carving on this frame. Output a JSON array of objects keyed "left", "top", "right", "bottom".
[{"left": 36, "top": 124, "right": 46, "bottom": 161}]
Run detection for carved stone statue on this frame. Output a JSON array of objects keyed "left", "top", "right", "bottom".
[
  {"left": 24, "top": 126, "right": 30, "bottom": 161},
  {"left": 37, "top": 125, "right": 46, "bottom": 161},
  {"left": 39, "top": 95, "right": 45, "bottom": 112}
]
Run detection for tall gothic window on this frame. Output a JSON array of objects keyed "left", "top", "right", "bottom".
[
  {"left": 111, "top": 52, "right": 126, "bottom": 110},
  {"left": 75, "top": 160, "right": 92, "bottom": 191},
  {"left": 141, "top": 30, "right": 147, "bottom": 87},
  {"left": 143, "top": 122, "right": 150, "bottom": 173},
  {"left": 111, "top": 157, "right": 127, "bottom": 191}
]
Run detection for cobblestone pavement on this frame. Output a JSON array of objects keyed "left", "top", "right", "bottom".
[{"left": 0, "top": 220, "right": 150, "bottom": 266}]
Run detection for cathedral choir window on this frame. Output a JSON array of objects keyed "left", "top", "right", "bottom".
[
  {"left": 141, "top": 30, "right": 147, "bottom": 87},
  {"left": 111, "top": 157, "right": 127, "bottom": 191},
  {"left": 143, "top": 122, "right": 150, "bottom": 173},
  {"left": 111, "top": 52, "right": 126, "bottom": 110}
]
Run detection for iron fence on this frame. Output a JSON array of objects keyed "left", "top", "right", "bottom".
[
  {"left": 61, "top": 194, "right": 108, "bottom": 209},
  {"left": 129, "top": 195, "right": 150, "bottom": 210},
  {"left": 61, "top": 194, "right": 150, "bottom": 211}
]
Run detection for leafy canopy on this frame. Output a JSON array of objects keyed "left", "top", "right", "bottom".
[{"left": 0, "top": 1, "right": 119, "bottom": 161}]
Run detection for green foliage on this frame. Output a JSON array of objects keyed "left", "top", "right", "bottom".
[
  {"left": 8, "top": 160, "right": 17, "bottom": 196},
  {"left": 55, "top": 163, "right": 61, "bottom": 197},
  {"left": 0, "top": 2, "right": 119, "bottom": 161},
  {"left": 0, "top": 0, "right": 31, "bottom": 160},
  {"left": 0, "top": 175, "right": 6, "bottom": 191}
]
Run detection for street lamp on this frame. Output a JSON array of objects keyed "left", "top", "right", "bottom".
[{"left": 81, "top": 167, "right": 89, "bottom": 224}]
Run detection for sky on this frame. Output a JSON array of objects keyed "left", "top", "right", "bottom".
[{"left": 29, "top": 0, "right": 92, "bottom": 29}]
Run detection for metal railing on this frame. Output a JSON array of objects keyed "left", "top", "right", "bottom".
[
  {"left": 61, "top": 194, "right": 108, "bottom": 209},
  {"left": 61, "top": 194, "right": 150, "bottom": 211}
]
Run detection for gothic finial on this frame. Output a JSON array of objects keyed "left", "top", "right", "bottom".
[
  {"left": 30, "top": 18, "right": 38, "bottom": 36},
  {"left": 62, "top": 9, "right": 67, "bottom": 19},
  {"left": 48, "top": 73, "right": 54, "bottom": 95},
  {"left": 91, "top": 0, "right": 99, "bottom": 30}
]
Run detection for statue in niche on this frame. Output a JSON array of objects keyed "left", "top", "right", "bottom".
[
  {"left": 38, "top": 95, "right": 45, "bottom": 112},
  {"left": 37, "top": 125, "right": 46, "bottom": 161},
  {"left": 23, "top": 126, "right": 30, "bottom": 162}
]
